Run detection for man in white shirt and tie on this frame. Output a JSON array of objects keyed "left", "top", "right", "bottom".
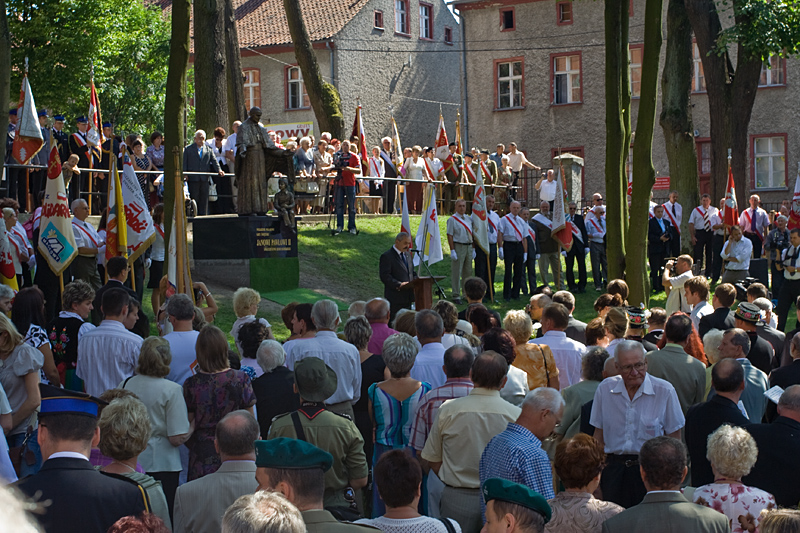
[
  {"left": 446, "top": 199, "right": 474, "bottom": 304},
  {"left": 586, "top": 205, "right": 607, "bottom": 291},
  {"left": 497, "top": 201, "right": 528, "bottom": 301},
  {"left": 70, "top": 199, "right": 103, "bottom": 290},
  {"left": 663, "top": 190, "right": 682, "bottom": 257},
  {"left": 739, "top": 194, "right": 770, "bottom": 259},
  {"left": 689, "top": 194, "right": 718, "bottom": 278}
]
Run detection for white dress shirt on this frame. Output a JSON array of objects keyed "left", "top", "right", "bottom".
[
  {"left": 498, "top": 214, "right": 525, "bottom": 243},
  {"left": 530, "top": 331, "right": 585, "bottom": 390},
  {"left": 287, "top": 331, "right": 362, "bottom": 405},
  {"left": 411, "top": 342, "right": 447, "bottom": 389},
  {"left": 721, "top": 237, "right": 753, "bottom": 270},
  {"left": 487, "top": 210, "right": 501, "bottom": 245},
  {"left": 76, "top": 320, "right": 143, "bottom": 397},
  {"left": 690, "top": 300, "right": 714, "bottom": 331},
  {"left": 782, "top": 245, "right": 800, "bottom": 280},
  {"left": 663, "top": 201, "right": 682, "bottom": 228},
  {"left": 688, "top": 206, "right": 719, "bottom": 232},
  {"left": 447, "top": 213, "right": 473, "bottom": 244},
  {"left": 590, "top": 373, "right": 685, "bottom": 454},
  {"left": 538, "top": 179, "right": 557, "bottom": 202},
  {"left": 586, "top": 215, "right": 606, "bottom": 243},
  {"left": 739, "top": 207, "right": 770, "bottom": 236},
  {"left": 71, "top": 217, "right": 103, "bottom": 257}
]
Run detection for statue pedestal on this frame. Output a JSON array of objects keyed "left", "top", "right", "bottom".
[{"left": 192, "top": 215, "right": 300, "bottom": 293}]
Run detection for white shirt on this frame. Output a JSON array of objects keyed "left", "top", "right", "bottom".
[
  {"left": 151, "top": 224, "right": 165, "bottom": 262},
  {"left": 287, "top": 330, "right": 362, "bottom": 405},
  {"left": 223, "top": 132, "right": 237, "bottom": 157},
  {"left": 530, "top": 331, "right": 585, "bottom": 390},
  {"left": 164, "top": 330, "right": 200, "bottom": 386},
  {"left": 76, "top": 320, "right": 143, "bottom": 397},
  {"left": 662, "top": 201, "right": 682, "bottom": 229},
  {"left": 538, "top": 179, "right": 557, "bottom": 202},
  {"left": 499, "top": 365, "right": 529, "bottom": 406},
  {"left": 665, "top": 270, "right": 693, "bottom": 315},
  {"left": 739, "top": 207, "right": 770, "bottom": 236},
  {"left": 586, "top": 215, "right": 606, "bottom": 243},
  {"left": 507, "top": 151, "right": 530, "bottom": 173},
  {"left": 368, "top": 156, "right": 385, "bottom": 178},
  {"left": 58, "top": 311, "right": 96, "bottom": 340},
  {"left": 440, "top": 333, "right": 472, "bottom": 351},
  {"left": 590, "top": 373, "right": 685, "bottom": 454},
  {"left": 487, "top": 210, "right": 501, "bottom": 245},
  {"left": 498, "top": 214, "right": 525, "bottom": 243},
  {"left": 411, "top": 342, "right": 447, "bottom": 389},
  {"left": 688, "top": 205, "right": 719, "bottom": 232},
  {"left": 447, "top": 213, "right": 473, "bottom": 244},
  {"left": 783, "top": 245, "right": 800, "bottom": 280},
  {"left": 690, "top": 300, "right": 713, "bottom": 331},
  {"left": 230, "top": 315, "right": 271, "bottom": 356},
  {"left": 71, "top": 217, "right": 103, "bottom": 256},
  {"left": 709, "top": 209, "right": 725, "bottom": 236},
  {"left": 206, "top": 139, "right": 227, "bottom": 166},
  {"left": 606, "top": 337, "right": 625, "bottom": 358},
  {"left": 721, "top": 237, "right": 753, "bottom": 270}
]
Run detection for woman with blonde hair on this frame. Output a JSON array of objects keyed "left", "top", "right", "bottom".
[
  {"left": 693, "top": 425, "right": 775, "bottom": 533},
  {"left": 230, "top": 287, "right": 274, "bottom": 356},
  {"left": 99, "top": 395, "right": 172, "bottom": 528},
  {"left": 603, "top": 306, "right": 628, "bottom": 357},
  {"left": 119, "top": 336, "right": 192, "bottom": 514},
  {"left": 760, "top": 509, "right": 800, "bottom": 533},
  {"left": 503, "top": 309, "right": 559, "bottom": 390}
]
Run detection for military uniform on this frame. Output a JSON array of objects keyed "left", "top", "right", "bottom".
[
  {"left": 479, "top": 156, "right": 498, "bottom": 195},
  {"left": 68, "top": 121, "right": 93, "bottom": 204},
  {"left": 268, "top": 404, "right": 368, "bottom": 508},
  {"left": 302, "top": 510, "right": 379, "bottom": 533},
  {"left": 462, "top": 157, "right": 478, "bottom": 213},
  {"left": 51, "top": 120, "right": 70, "bottom": 164},
  {"left": 443, "top": 152, "right": 463, "bottom": 215}
]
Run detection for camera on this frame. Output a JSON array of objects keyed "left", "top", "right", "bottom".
[
  {"left": 733, "top": 277, "right": 771, "bottom": 303},
  {"left": 665, "top": 257, "right": 677, "bottom": 276}
]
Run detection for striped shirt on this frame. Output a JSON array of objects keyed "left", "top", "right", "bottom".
[
  {"left": 369, "top": 381, "right": 431, "bottom": 448},
  {"left": 409, "top": 378, "right": 474, "bottom": 452}
]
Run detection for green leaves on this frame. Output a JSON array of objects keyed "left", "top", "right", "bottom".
[
  {"left": 715, "top": 0, "right": 800, "bottom": 59},
  {"left": 8, "top": 0, "right": 170, "bottom": 135}
]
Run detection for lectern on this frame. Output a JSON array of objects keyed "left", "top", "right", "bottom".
[{"left": 407, "top": 276, "right": 446, "bottom": 310}]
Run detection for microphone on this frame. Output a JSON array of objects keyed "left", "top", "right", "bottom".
[{"left": 409, "top": 249, "right": 422, "bottom": 253}]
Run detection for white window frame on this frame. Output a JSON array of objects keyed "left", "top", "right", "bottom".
[
  {"left": 759, "top": 54, "right": 786, "bottom": 87},
  {"left": 497, "top": 60, "right": 523, "bottom": 109},
  {"left": 243, "top": 69, "right": 260, "bottom": 111},
  {"left": 553, "top": 54, "right": 581, "bottom": 104},
  {"left": 753, "top": 136, "right": 786, "bottom": 190},
  {"left": 629, "top": 46, "right": 642, "bottom": 98},
  {"left": 395, "top": 0, "right": 409, "bottom": 34},
  {"left": 286, "top": 66, "right": 308, "bottom": 110},
  {"left": 419, "top": 4, "right": 432, "bottom": 39}
]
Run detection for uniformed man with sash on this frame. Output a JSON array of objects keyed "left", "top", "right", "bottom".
[
  {"left": 497, "top": 201, "right": 528, "bottom": 301},
  {"left": 462, "top": 152, "right": 478, "bottom": 214},
  {"left": 443, "top": 142, "right": 462, "bottom": 215},
  {"left": 447, "top": 199, "right": 474, "bottom": 304}
]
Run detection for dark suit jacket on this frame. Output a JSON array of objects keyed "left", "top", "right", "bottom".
[
  {"left": 743, "top": 416, "right": 800, "bottom": 507},
  {"left": 570, "top": 214, "right": 589, "bottom": 250},
  {"left": 52, "top": 128, "right": 70, "bottom": 164},
  {"left": 252, "top": 366, "right": 300, "bottom": 437},
  {"left": 92, "top": 279, "right": 150, "bottom": 337},
  {"left": 757, "top": 324, "right": 785, "bottom": 362},
  {"left": 68, "top": 131, "right": 93, "bottom": 169},
  {"left": 782, "top": 328, "right": 799, "bottom": 367},
  {"left": 648, "top": 217, "right": 672, "bottom": 256},
  {"left": 15, "top": 457, "right": 149, "bottom": 533},
  {"left": 601, "top": 491, "right": 729, "bottom": 533},
  {"left": 747, "top": 331, "right": 776, "bottom": 375},
  {"left": 698, "top": 307, "right": 735, "bottom": 339},
  {"left": 685, "top": 395, "right": 749, "bottom": 486},
  {"left": 643, "top": 329, "right": 663, "bottom": 346},
  {"left": 565, "top": 315, "right": 587, "bottom": 344},
  {"left": 766, "top": 359, "right": 800, "bottom": 421},
  {"left": 182, "top": 143, "right": 220, "bottom": 182},
  {"left": 379, "top": 247, "right": 415, "bottom": 318}
]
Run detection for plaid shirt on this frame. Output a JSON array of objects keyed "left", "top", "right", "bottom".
[
  {"left": 409, "top": 378, "right": 474, "bottom": 452},
  {"left": 478, "top": 423, "right": 554, "bottom": 518}
]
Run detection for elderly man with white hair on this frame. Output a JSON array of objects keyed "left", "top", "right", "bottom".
[
  {"left": 589, "top": 340, "right": 684, "bottom": 508},
  {"left": 70, "top": 198, "right": 103, "bottom": 290},
  {"left": 479, "top": 387, "right": 564, "bottom": 519},
  {"left": 287, "top": 299, "right": 362, "bottom": 419},
  {"left": 251, "top": 340, "right": 300, "bottom": 437},
  {"left": 183, "top": 128, "right": 224, "bottom": 216}
]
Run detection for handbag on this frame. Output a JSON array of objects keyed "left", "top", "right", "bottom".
[
  {"left": 9, "top": 426, "right": 35, "bottom": 477},
  {"left": 208, "top": 176, "right": 218, "bottom": 202}
]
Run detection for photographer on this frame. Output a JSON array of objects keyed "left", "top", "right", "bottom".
[
  {"left": 721, "top": 225, "right": 753, "bottom": 285},
  {"left": 648, "top": 205, "right": 672, "bottom": 292},
  {"left": 333, "top": 140, "right": 361, "bottom": 235},
  {"left": 662, "top": 255, "right": 694, "bottom": 315}
]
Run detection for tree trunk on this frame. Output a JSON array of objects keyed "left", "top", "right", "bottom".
[
  {"left": 604, "top": 0, "right": 630, "bottom": 281},
  {"left": 163, "top": 0, "right": 191, "bottom": 237},
  {"left": 224, "top": 0, "right": 246, "bottom": 125},
  {"left": 730, "top": 43, "right": 763, "bottom": 199},
  {"left": 194, "top": 0, "right": 229, "bottom": 135},
  {"left": 660, "top": 0, "right": 699, "bottom": 256},
  {"left": 627, "top": 0, "right": 664, "bottom": 307},
  {"left": 283, "top": 0, "right": 343, "bottom": 138},
  {"left": 0, "top": 0, "right": 10, "bottom": 176}
]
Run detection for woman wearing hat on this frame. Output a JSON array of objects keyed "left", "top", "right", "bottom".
[{"left": 624, "top": 307, "right": 657, "bottom": 352}]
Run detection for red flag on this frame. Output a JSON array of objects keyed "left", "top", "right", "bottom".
[
  {"left": 11, "top": 75, "right": 44, "bottom": 165},
  {"left": 87, "top": 79, "right": 103, "bottom": 161},
  {"left": 790, "top": 169, "right": 800, "bottom": 230},
  {"left": 723, "top": 165, "right": 739, "bottom": 226}
]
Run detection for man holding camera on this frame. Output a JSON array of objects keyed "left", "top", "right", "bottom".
[
  {"left": 333, "top": 140, "right": 361, "bottom": 235},
  {"left": 663, "top": 255, "right": 694, "bottom": 316},
  {"left": 648, "top": 205, "right": 672, "bottom": 292}
]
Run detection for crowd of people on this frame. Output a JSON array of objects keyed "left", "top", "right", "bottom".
[{"left": 1, "top": 257, "right": 800, "bottom": 533}]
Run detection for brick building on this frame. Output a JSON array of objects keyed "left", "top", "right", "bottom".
[{"left": 454, "top": 0, "right": 799, "bottom": 207}]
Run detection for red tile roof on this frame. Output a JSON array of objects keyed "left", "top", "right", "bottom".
[{"left": 149, "top": 0, "right": 370, "bottom": 48}]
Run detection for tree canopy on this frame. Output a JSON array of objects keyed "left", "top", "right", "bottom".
[{"left": 7, "top": 0, "right": 170, "bottom": 135}]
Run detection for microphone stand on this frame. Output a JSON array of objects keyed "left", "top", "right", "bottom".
[{"left": 410, "top": 250, "right": 446, "bottom": 300}]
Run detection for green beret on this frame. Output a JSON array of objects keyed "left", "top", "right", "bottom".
[
  {"left": 254, "top": 438, "right": 333, "bottom": 472},
  {"left": 482, "top": 478, "right": 551, "bottom": 524}
]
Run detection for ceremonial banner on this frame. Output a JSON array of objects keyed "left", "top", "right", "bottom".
[
  {"left": 121, "top": 155, "right": 156, "bottom": 261},
  {"left": 391, "top": 117, "right": 405, "bottom": 176},
  {"left": 401, "top": 188, "right": 411, "bottom": 236},
  {"left": 351, "top": 104, "right": 369, "bottom": 175},
  {"left": 0, "top": 224, "right": 18, "bottom": 291},
  {"left": 723, "top": 165, "right": 739, "bottom": 226},
  {"left": 414, "top": 185, "right": 444, "bottom": 266},
  {"left": 455, "top": 111, "right": 463, "bottom": 156},
  {"left": 105, "top": 158, "right": 128, "bottom": 262},
  {"left": 434, "top": 114, "right": 449, "bottom": 162},
  {"left": 790, "top": 169, "right": 800, "bottom": 231},
  {"left": 472, "top": 170, "right": 489, "bottom": 254},
  {"left": 552, "top": 165, "right": 574, "bottom": 252},
  {"left": 87, "top": 79, "right": 103, "bottom": 159},
  {"left": 38, "top": 146, "right": 77, "bottom": 276},
  {"left": 11, "top": 75, "right": 44, "bottom": 165}
]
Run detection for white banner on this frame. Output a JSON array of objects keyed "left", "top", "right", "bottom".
[
  {"left": 265, "top": 122, "right": 314, "bottom": 141},
  {"left": 121, "top": 155, "right": 156, "bottom": 261}
]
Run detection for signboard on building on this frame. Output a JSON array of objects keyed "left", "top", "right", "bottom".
[
  {"left": 653, "top": 176, "right": 671, "bottom": 190},
  {"left": 265, "top": 122, "right": 314, "bottom": 141}
]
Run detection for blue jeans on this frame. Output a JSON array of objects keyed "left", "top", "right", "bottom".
[
  {"left": 8, "top": 428, "right": 43, "bottom": 478},
  {"left": 335, "top": 185, "right": 357, "bottom": 231}
]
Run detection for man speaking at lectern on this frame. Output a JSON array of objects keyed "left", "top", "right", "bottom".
[{"left": 380, "top": 232, "right": 417, "bottom": 320}]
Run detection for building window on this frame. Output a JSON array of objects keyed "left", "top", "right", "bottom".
[
  {"left": 500, "top": 7, "right": 515, "bottom": 31},
  {"left": 395, "top": 0, "right": 409, "bottom": 35},
  {"left": 444, "top": 26, "right": 453, "bottom": 44},
  {"left": 285, "top": 66, "right": 309, "bottom": 110},
  {"left": 692, "top": 42, "right": 706, "bottom": 93},
  {"left": 419, "top": 3, "right": 433, "bottom": 39},
  {"left": 374, "top": 10, "right": 384, "bottom": 30},
  {"left": 557, "top": 1, "right": 573, "bottom": 25},
  {"left": 552, "top": 53, "right": 582, "bottom": 105},
  {"left": 752, "top": 134, "right": 787, "bottom": 189},
  {"left": 495, "top": 58, "right": 524, "bottom": 110},
  {"left": 629, "top": 45, "right": 643, "bottom": 98},
  {"left": 759, "top": 55, "right": 786, "bottom": 87},
  {"left": 243, "top": 69, "right": 260, "bottom": 111},
  {"left": 696, "top": 139, "right": 711, "bottom": 194}
]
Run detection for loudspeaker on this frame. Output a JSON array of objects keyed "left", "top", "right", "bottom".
[{"left": 748, "top": 258, "right": 769, "bottom": 286}]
